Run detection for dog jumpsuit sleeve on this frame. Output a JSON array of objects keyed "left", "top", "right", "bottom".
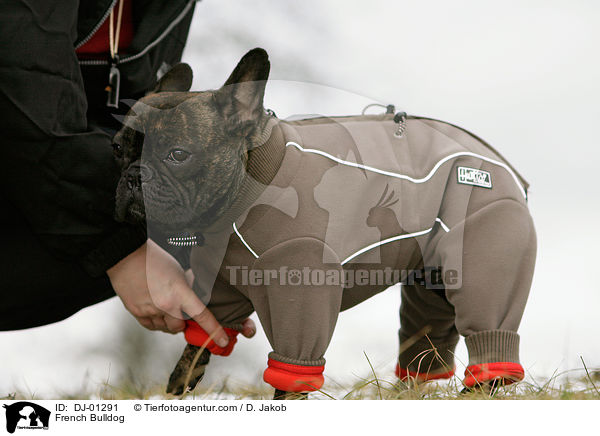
[
  {"left": 437, "top": 197, "right": 537, "bottom": 387},
  {"left": 246, "top": 237, "right": 344, "bottom": 392},
  {"left": 397, "top": 281, "right": 460, "bottom": 381},
  {"left": 184, "top": 273, "right": 255, "bottom": 356}
]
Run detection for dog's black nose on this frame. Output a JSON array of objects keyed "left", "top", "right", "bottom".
[
  {"left": 126, "top": 172, "right": 141, "bottom": 190},
  {"left": 139, "top": 164, "right": 153, "bottom": 182},
  {"left": 126, "top": 164, "right": 152, "bottom": 189}
]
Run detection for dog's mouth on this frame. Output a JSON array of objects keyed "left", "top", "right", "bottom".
[
  {"left": 115, "top": 195, "right": 146, "bottom": 224},
  {"left": 128, "top": 203, "right": 146, "bottom": 222}
]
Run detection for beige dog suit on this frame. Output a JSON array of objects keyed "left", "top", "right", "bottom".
[{"left": 185, "top": 113, "right": 537, "bottom": 391}]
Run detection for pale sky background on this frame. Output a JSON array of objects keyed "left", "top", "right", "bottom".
[{"left": 1, "top": 0, "right": 599, "bottom": 397}]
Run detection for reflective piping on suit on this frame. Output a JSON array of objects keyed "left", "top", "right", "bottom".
[
  {"left": 233, "top": 218, "right": 451, "bottom": 265},
  {"left": 285, "top": 141, "right": 527, "bottom": 199},
  {"left": 233, "top": 222, "right": 259, "bottom": 259},
  {"left": 340, "top": 218, "right": 450, "bottom": 265}
]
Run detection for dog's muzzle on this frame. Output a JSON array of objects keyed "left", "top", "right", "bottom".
[{"left": 126, "top": 163, "right": 153, "bottom": 190}]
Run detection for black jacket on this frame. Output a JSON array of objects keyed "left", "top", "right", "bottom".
[{"left": 0, "top": 0, "right": 196, "bottom": 276}]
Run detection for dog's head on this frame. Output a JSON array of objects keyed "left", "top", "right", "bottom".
[{"left": 114, "top": 48, "right": 271, "bottom": 233}]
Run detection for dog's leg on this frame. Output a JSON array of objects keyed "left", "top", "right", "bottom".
[
  {"left": 166, "top": 345, "right": 211, "bottom": 395},
  {"left": 273, "top": 389, "right": 308, "bottom": 400},
  {"left": 246, "top": 238, "right": 344, "bottom": 400},
  {"left": 438, "top": 197, "right": 536, "bottom": 390}
]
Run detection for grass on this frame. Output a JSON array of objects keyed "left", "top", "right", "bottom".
[
  {"left": 3, "top": 330, "right": 598, "bottom": 401},
  {"left": 3, "top": 367, "right": 599, "bottom": 401}
]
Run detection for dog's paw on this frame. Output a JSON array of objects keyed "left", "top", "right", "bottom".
[
  {"left": 166, "top": 345, "right": 211, "bottom": 395},
  {"left": 273, "top": 389, "right": 308, "bottom": 400},
  {"left": 459, "top": 379, "right": 504, "bottom": 396}
]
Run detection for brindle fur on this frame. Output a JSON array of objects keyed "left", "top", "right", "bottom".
[
  {"left": 166, "top": 345, "right": 211, "bottom": 396},
  {"left": 113, "top": 50, "right": 270, "bottom": 233}
]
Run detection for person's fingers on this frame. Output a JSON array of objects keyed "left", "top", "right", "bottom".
[
  {"left": 137, "top": 317, "right": 157, "bottom": 331},
  {"left": 163, "top": 313, "right": 185, "bottom": 333},
  {"left": 180, "top": 291, "right": 228, "bottom": 347},
  {"left": 184, "top": 268, "right": 195, "bottom": 288},
  {"left": 240, "top": 318, "right": 256, "bottom": 338},
  {"left": 137, "top": 313, "right": 182, "bottom": 334},
  {"left": 135, "top": 302, "right": 162, "bottom": 319},
  {"left": 149, "top": 316, "right": 169, "bottom": 333}
]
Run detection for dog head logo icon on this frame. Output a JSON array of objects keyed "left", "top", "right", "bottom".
[{"left": 3, "top": 402, "right": 50, "bottom": 433}]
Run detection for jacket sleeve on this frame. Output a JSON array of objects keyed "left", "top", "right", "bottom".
[{"left": 0, "top": 0, "right": 147, "bottom": 277}]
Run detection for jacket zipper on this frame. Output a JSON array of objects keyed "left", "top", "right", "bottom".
[
  {"left": 75, "top": 0, "right": 118, "bottom": 51},
  {"left": 77, "top": 0, "right": 195, "bottom": 66}
]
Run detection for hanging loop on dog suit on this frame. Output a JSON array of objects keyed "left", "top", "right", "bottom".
[
  {"left": 393, "top": 111, "right": 407, "bottom": 138},
  {"left": 361, "top": 104, "right": 407, "bottom": 138},
  {"left": 361, "top": 103, "right": 396, "bottom": 115}
]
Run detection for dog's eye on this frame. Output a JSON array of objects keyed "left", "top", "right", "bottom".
[
  {"left": 167, "top": 149, "right": 190, "bottom": 163},
  {"left": 112, "top": 143, "right": 123, "bottom": 158}
]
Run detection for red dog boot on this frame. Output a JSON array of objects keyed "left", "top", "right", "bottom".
[
  {"left": 263, "top": 356, "right": 325, "bottom": 395},
  {"left": 463, "top": 362, "right": 525, "bottom": 389},
  {"left": 183, "top": 320, "right": 240, "bottom": 356},
  {"left": 463, "top": 330, "right": 525, "bottom": 392},
  {"left": 395, "top": 363, "right": 456, "bottom": 382}
]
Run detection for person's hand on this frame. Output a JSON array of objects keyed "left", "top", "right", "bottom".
[
  {"left": 106, "top": 240, "right": 230, "bottom": 345},
  {"left": 182, "top": 268, "right": 257, "bottom": 339}
]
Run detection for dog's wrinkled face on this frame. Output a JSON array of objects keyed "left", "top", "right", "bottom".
[{"left": 114, "top": 49, "right": 270, "bottom": 233}]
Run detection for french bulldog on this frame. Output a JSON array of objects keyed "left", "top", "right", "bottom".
[
  {"left": 114, "top": 48, "right": 291, "bottom": 398},
  {"left": 113, "top": 48, "right": 536, "bottom": 399}
]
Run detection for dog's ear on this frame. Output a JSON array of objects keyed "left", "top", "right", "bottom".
[
  {"left": 153, "top": 63, "right": 193, "bottom": 93},
  {"left": 214, "top": 48, "right": 270, "bottom": 135},
  {"left": 222, "top": 48, "right": 270, "bottom": 87}
]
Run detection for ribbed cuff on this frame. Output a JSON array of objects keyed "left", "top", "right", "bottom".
[
  {"left": 465, "top": 330, "right": 520, "bottom": 366},
  {"left": 398, "top": 335, "right": 458, "bottom": 373},
  {"left": 268, "top": 352, "right": 326, "bottom": 367}
]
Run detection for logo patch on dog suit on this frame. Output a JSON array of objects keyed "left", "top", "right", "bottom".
[{"left": 457, "top": 166, "right": 492, "bottom": 188}]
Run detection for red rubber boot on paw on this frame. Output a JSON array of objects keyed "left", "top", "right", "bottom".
[
  {"left": 184, "top": 320, "right": 239, "bottom": 356},
  {"left": 463, "top": 362, "right": 525, "bottom": 388},
  {"left": 263, "top": 359, "right": 325, "bottom": 393},
  {"left": 395, "top": 363, "right": 456, "bottom": 382}
]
